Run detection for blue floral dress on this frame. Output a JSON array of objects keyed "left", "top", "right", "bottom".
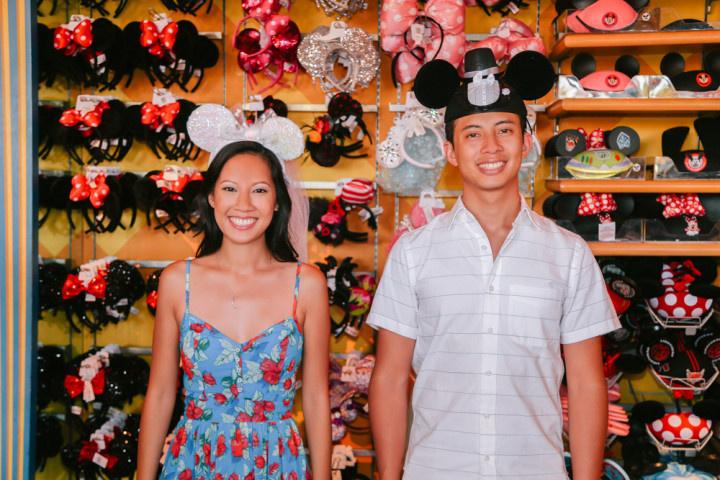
[{"left": 160, "top": 260, "right": 311, "bottom": 480}]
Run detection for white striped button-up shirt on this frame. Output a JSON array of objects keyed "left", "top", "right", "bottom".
[{"left": 368, "top": 196, "right": 620, "bottom": 479}]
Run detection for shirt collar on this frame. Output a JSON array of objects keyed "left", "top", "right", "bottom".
[{"left": 450, "top": 194, "right": 540, "bottom": 229}]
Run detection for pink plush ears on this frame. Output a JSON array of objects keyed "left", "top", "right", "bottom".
[{"left": 571, "top": 52, "right": 639, "bottom": 92}]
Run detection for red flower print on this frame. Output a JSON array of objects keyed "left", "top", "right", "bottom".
[
  {"left": 195, "top": 453, "right": 200, "bottom": 465},
  {"left": 181, "top": 351, "right": 194, "bottom": 379},
  {"left": 288, "top": 428, "right": 301, "bottom": 457},
  {"left": 216, "top": 434, "right": 227, "bottom": 457},
  {"left": 179, "top": 469, "right": 193, "bottom": 480},
  {"left": 231, "top": 428, "right": 249, "bottom": 457},
  {"left": 278, "top": 438, "right": 284, "bottom": 456},
  {"left": 171, "top": 426, "right": 187, "bottom": 458},
  {"left": 254, "top": 456, "right": 265, "bottom": 469},
  {"left": 230, "top": 384, "right": 239, "bottom": 398},
  {"left": 242, "top": 340, "right": 256, "bottom": 352},
  {"left": 190, "top": 322, "right": 206, "bottom": 333},
  {"left": 186, "top": 400, "right": 203, "bottom": 420},
  {"left": 214, "top": 475, "right": 224, "bottom": 480},
  {"left": 244, "top": 473, "right": 255, "bottom": 480},
  {"left": 252, "top": 432, "right": 259, "bottom": 448},
  {"left": 214, "top": 393, "right": 227, "bottom": 405},
  {"left": 260, "top": 358, "right": 282, "bottom": 384},
  {"left": 288, "top": 472, "right": 298, "bottom": 480},
  {"left": 229, "top": 475, "right": 239, "bottom": 480},
  {"left": 203, "top": 443, "right": 212, "bottom": 465},
  {"left": 284, "top": 378, "right": 292, "bottom": 390},
  {"left": 202, "top": 372, "right": 217, "bottom": 385},
  {"left": 287, "top": 359, "right": 296, "bottom": 372},
  {"left": 236, "top": 412, "right": 252, "bottom": 422},
  {"left": 269, "top": 463, "right": 279, "bottom": 474},
  {"left": 193, "top": 338, "right": 199, "bottom": 349}
]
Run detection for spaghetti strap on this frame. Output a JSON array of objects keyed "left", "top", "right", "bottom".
[
  {"left": 292, "top": 261, "right": 302, "bottom": 319},
  {"left": 185, "top": 259, "right": 191, "bottom": 310}
]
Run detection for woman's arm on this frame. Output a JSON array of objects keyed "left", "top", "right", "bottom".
[
  {"left": 136, "top": 262, "right": 184, "bottom": 480},
  {"left": 299, "top": 265, "right": 331, "bottom": 480}
]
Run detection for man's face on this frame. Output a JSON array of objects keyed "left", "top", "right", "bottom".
[{"left": 445, "top": 112, "right": 529, "bottom": 193}]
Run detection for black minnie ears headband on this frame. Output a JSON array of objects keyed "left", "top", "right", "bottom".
[{"left": 412, "top": 47, "right": 555, "bottom": 126}]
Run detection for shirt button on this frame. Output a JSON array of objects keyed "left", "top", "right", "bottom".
[
  {"left": 484, "top": 455, "right": 490, "bottom": 461},
  {"left": 484, "top": 370, "right": 492, "bottom": 376},
  {"left": 488, "top": 285, "right": 495, "bottom": 292},
  {"left": 487, "top": 327, "right": 494, "bottom": 334},
  {"left": 481, "top": 245, "right": 488, "bottom": 251}
]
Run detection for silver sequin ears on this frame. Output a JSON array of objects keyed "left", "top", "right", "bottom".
[
  {"left": 187, "top": 104, "right": 305, "bottom": 162},
  {"left": 297, "top": 21, "right": 380, "bottom": 94}
]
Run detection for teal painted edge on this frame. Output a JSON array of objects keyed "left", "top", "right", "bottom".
[
  {"left": 24, "top": 0, "right": 39, "bottom": 477},
  {"left": 0, "top": 6, "right": 7, "bottom": 476},
  {"left": 8, "top": 0, "right": 21, "bottom": 477}
]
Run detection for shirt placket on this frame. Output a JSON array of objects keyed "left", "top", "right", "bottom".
[{"left": 474, "top": 228, "right": 498, "bottom": 477}]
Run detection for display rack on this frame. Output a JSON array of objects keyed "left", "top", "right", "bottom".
[
  {"left": 545, "top": 179, "right": 720, "bottom": 193},
  {"left": 546, "top": 98, "right": 720, "bottom": 118}
]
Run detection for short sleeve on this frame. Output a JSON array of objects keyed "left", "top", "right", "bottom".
[
  {"left": 560, "top": 240, "right": 621, "bottom": 344},
  {"left": 367, "top": 235, "right": 419, "bottom": 339}
]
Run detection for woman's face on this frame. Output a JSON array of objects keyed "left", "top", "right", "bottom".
[{"left": 208, "top": 153, "right": 277, "bottom": 247}]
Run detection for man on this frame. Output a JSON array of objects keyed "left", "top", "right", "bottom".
[{"left": 367, "top": 48, "right": 620, "bottom": 480}]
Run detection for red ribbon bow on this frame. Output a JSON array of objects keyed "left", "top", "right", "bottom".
[
  {"left": 140, "top": 20, "right": 178, "bottom": 58},
  {"left": 657, "top": 194, "right": 706, "bottom": 219},
  {"left": 140, "top": 102, "right": 180, "bottom": 129},
  {"left": 78, "top": 439, "right": 118, "bottom": 470},
  {"left": 64, "top": 369, "right": 106, "bottom": 399},
  {"left": 149, "top": 171, "right": 204, "bottom": 195},
  {"left": 577, "top": 193, "right": 617, "bottom": 222},
  {"left": 61, "top": 273, "right": 107, "bottom": 300},
  {"left": 69, "top": 173, "right": 110, "bottom": 209},
  {"left": 53, "top": 19, "right": 93, "bottom": 55},
  {"left": 146, "top": 290, "right": 158, "bottom": 310},
  {"left": 59, "top": 101, "right": 109, "bottom": 137}
]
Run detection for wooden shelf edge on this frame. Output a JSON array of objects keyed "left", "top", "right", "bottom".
[
  {"left": 589, "top": 242, "right": 720, "bottom": 256},
  {"left": 550, "top": 30, "right": 720, "bottom": 61},
  {"left": 546, "top": 98, "right": 720, "bottom": 118},
  {"left": 545, "top": 179, "right": 720, "bottom": 193}
]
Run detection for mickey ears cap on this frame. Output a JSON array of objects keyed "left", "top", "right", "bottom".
[
  {"left": 504, "top": 50, "right": 556, "bottom": 100},
  {"left": 412, "top": 59, "right": 461, "bottom": 110},
  {"left": 463, "top": 48, "right": 499, "bottom": 76}
]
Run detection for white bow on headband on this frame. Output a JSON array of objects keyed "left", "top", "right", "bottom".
[{"left": 187, "top": 103, "right": 305, "bottom": 162}]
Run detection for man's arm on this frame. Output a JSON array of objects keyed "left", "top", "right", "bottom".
[
  {"left": 369, "top": 329, "right": 415, "bottom": 480},
  {"left": 564, "top": 336, "right": 608, "bottom": 480}
]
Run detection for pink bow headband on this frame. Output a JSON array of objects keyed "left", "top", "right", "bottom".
[{"left": 381, "top": 0, "right": 466, "bottom": 85}]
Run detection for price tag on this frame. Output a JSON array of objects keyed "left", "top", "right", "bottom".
[
  {"left": 71, "top": 405, "right": 83, "bottom": 415},
  {"left": 94, "top": 439, "right": 106, "bottom": 450},
  {"left": 92, "top": 453, "right": 109, "bottom": 468},
  {"left": 598, "top": 221, "right": 616, "bottom": 242},
  {"left": 152, "top": 88, "right": 177, "bottom": 107},
  {"left": 320, "top": 21, "right": 347, "bottom": 41},
  {"left": 344, "top": 325, "right": 359, "bottom": 338},
  {"left": 410, "top": 23, "right": 426, "bottom": 44},
  {"left": 75, "top": 95, "right": 114, "bottom": 113}
]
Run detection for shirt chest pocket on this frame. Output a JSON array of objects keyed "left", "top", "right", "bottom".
[{"left": 503, "top": 283, "right": 564, "bottom": 340}]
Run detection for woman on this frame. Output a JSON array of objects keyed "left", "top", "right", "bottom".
[{"left": 137, "top": 141, "right": 331, "bottom": 479}]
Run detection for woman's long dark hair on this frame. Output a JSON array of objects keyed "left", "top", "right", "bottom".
[{"left": 194, "top": 141, "right": 298, "bottom": 262}]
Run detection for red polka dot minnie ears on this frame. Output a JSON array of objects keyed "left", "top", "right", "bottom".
[{"left": 310, "top": 179, "right": 379, "bottom": 245}]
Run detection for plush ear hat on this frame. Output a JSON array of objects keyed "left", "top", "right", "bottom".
[
  {"left": 660, "top": 50, "right": 720, "bottom": 92},
  {"left": 412, "top": 47, "right": 555, "bottom": 128},
  {"left": 556, "top": 0, "right": 649, "bottom": 33},
  {"left": 662, "top": 118, "right": 720, "bottom": 174},
  {"left": 571, "top": 53, "right": 639, "bottom": 92}
]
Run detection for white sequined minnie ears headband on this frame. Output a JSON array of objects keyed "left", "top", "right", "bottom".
[
  {"left": 186, "top": 103, "right": 309, "bottom": 261},
  {"left": 186, "top": 103, "right": 305, "bottom": 163}
]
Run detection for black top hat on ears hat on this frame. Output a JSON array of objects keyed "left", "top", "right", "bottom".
[{"left": 412, "top": 48, "right": 556, "bottom": 128}]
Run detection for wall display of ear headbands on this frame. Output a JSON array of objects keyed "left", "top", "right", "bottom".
[{"left": 31, "top": 0, "right": 720, "bottom": 478}]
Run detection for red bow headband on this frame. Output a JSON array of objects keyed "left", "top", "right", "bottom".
[
  {"left": 140, "top": 20, "right": 178, "bottom": 58},
  {"left": 54, "top": 18, "right": 93, "bottom": 56},
  {"left": 59, "top": 101, "right": 109, "bottom": 137},
  {"left": 140, "top": 101, "right": 180, "bottom": 130},
  {"left": 69, "top": 173, "right": 111, "bottom": 209},
  {"left": 577, "top": 192, "right": 617, "bottom": 223}
]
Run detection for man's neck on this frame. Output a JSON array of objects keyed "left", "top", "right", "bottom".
[{"left": 461, "top": 185, "right": 522, "bottom": 236}]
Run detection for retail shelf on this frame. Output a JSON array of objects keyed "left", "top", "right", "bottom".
[
  {"left": 545, "top": 179, "right": 720, "bottom": 193},
  {"left": 549, "top": 30, "right": 720, "bottom": 61},
  {"left": 546, "top": 98, "right": 720, "bottom": 118},
  {"left": 589, "top": 241, "right": 720, "bottom": 256}
]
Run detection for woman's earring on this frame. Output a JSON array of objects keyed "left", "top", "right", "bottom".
[{"left": 274, "top": 205, "right": 279, "bottom": 211}]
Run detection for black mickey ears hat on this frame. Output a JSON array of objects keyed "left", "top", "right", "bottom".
[
  {"left": 662, "top": 117, "right": 720, "bottom": 174},
  {"left": 413, "top": 48, "right": 555, "bottom": 126}
]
